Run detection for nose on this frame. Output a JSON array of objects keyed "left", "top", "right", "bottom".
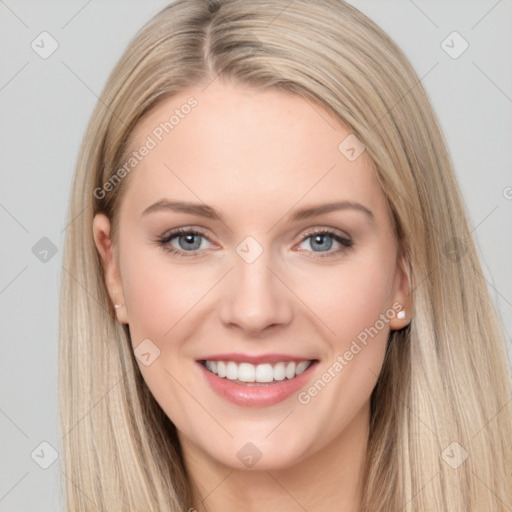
[{"left": 219, "top": 248, "right": 294, "bottom": 335}]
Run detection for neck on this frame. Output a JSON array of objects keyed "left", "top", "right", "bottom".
[{"left": 180, "top": 403, "right": 370, "bottom": 512}]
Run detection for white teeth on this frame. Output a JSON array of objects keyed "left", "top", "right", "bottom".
[
  {"left": 226, "top": 361, "right": 238, "bottom": 380},
  {"left": 238, "top": 362, "right": 255, "bottom": 382},
  {"left": 273, "top": 362, "right": 286, "bottom": 381},
  {"left": 255, "top": 363, "right": 274, "bottom": 383},
  {"left": 203, "top": 359, "right": 314, "bottom": 383},
  {"left": 217, "top": 361, "right": 226, "bottom": 378},
  {"left": 285, "top": 362, "right": 296, "bottom": 379},
  {"left": 296, "top": 361, "right": 310, "bottom": 375}
]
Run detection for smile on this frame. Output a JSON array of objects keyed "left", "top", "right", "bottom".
[
  {"left": 197, "top": 358, "right": 319, "bottom": 408},
  {"left": 202, "top": 360, "right": 314, "bottom": 385}
]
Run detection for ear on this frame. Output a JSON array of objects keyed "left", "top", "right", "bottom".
[
  {"left": 92, "top": 213, "right": 128, "bottom": 324},
  {"left": 389, "top": 253, "right": 412, "bottom": 330}
]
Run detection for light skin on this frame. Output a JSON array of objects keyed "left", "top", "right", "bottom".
[{"left": 93, "top": 79, "right": 411, "bottom": 512}]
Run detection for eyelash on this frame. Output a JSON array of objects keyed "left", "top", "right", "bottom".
[{"left": 155, "top": 227, "right": 354, "bottom": 260}]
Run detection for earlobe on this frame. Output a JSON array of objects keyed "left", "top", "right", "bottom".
[
  {"left": 389, "top": 254, "right": 412, "bottom": 330},
  {"left": 92, "top": 213, "right": 128, "bottom": 324}
]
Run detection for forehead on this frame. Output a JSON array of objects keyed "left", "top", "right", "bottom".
[{"left": 120, "top": 80, "right": 387, "bottom": 223}]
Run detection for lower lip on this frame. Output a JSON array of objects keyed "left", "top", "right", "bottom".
[{"left": 197, "top": 360, "right": 319, "bottom": 408}]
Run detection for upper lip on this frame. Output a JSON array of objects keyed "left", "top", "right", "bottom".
[{"left": 198, "top": 353, "right": 317, "bottom": 365}]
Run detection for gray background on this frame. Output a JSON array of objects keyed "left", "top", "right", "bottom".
[{"left": 1, "top": 1, "right": 511, "bottom": 510}]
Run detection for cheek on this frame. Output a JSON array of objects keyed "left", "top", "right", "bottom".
[
  {"left": 119, "top": 241, "right": 215, "bottom": 345},
  {"left": 291, "top": 259, "right": 394, "bottom": 433},
  {"left": 118, "top": 245, "right": 215, "bottom": 415},
  {"left": 291, "top": 253, "right": 396, "bottom": 413},
  {"left": 296, "top": 256, "right": 396, "bottom": 346}
]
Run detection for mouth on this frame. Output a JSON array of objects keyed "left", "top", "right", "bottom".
[
  {"left": 199, "top": 359, "right": 317, "bottom": 386},
  {"left": 197, "top": 358, "right": 319, "bottom": 407},
  {"left": 196, "top": 352, "right": 320, "bottom": 407}
]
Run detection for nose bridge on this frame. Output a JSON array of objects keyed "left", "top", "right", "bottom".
[{"left": 219, "top": 236, "right": 293, "bottom": 332}]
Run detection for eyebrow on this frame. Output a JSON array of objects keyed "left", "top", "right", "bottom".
[{"left": 141, "top": 199, "right": 374, "bottom": 223}]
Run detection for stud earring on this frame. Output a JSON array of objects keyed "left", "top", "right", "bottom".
[
  {"left": 112, "top": 289, "right": 124, "bottom": 310},
  {"left": 397, "top": 310, "right": 406, "bottom": 320}
]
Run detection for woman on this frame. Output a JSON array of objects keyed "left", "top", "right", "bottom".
[{"left": 59, "top": 0, "right": 512, "bottom": 510}]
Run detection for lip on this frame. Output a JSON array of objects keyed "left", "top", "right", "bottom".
[
  {"left": 197, "top": 352, "right": 314, "bottom": 365},
  {"left": 197, "top": 359, "right": 319, "bottom": 408}
]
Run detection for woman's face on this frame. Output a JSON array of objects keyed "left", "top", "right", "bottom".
[{"left": 93, "top": 80, "right": 410, "bottom": 471}]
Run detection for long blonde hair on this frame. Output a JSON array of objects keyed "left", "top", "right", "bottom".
[{"left": 59, "top": 1, "right": 512, "bottom": 510}]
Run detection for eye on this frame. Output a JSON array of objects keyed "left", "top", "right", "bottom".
[
  {"left": 155, "top": 227, "right": 353, "bottom": 259},
  {"left": 296, "top": 229, "right": 353, "bottom": 258},
  {"left": 156, "top": 228, "right": 213, "bottom": 259}
]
